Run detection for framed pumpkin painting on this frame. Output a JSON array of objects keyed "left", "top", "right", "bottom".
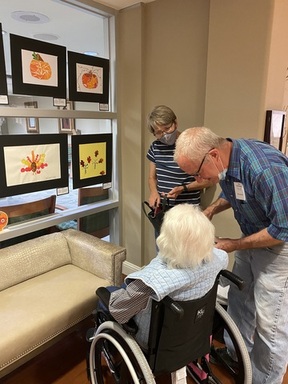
[
  {"left": 10, "top": 34, "right": 66, "bottom": 99},
  {"left": 68, "top": 51, "right": 109, "bottom": 103}
]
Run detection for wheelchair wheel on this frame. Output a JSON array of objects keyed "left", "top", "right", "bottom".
[
  {"left": 211, "top": 302, "right": 252, "bottom": 384},
  {"left": 89, "top": 321, "right": 156, "bottom": 384}
]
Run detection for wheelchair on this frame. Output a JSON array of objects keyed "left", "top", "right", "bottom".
[{"left": 86, "top": 270, "right": 252, "bottom": 384}]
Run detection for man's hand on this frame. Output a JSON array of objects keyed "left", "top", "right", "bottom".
[
  {"left": 214, "top": 237, "right": 239, "bottom": 253},
  {"left": 166, "top": 186, "right": 183, "bottom": 199}
]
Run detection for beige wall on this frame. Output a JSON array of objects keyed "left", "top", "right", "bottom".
[
  {"left": 119, "top": 0, "right": 210, "bottom": 267},
  {"left": 118, "top": 4, "right": 144, "bottom": 268},
  {"left": 204, "top": 0, "right": 288, "bottom": 269},
  {"left": 119, "top": 0, "right": 288, "bottom": 271}
]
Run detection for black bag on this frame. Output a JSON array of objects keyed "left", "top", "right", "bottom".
[{"left": 142, "top": 196, "right": 170, "bottom": 233}]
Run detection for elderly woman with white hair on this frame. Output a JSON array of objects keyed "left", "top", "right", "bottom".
[{"left": 108, "top": 203, "right": 228, "bottom": 348}]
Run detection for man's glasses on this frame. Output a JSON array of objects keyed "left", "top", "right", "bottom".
[{"left": 191, "top": 151, "right": 211, "bottom": 178}]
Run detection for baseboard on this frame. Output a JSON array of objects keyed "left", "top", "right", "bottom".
[{"left": 122, "top": 261, "right": 141, "bottom": 276}]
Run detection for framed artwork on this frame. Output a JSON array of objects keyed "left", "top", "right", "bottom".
[
  {"left": 68, "top": 51, "right": 109, "bottom": 103},
  {"left": 264, "top": 110, "right": 286, "bottom": 152},
  {"left": 24, "top": 101, "right": 39, "bottom": 133},
  {"left": 0, "top": 23, "right": 8, "bottom": 105},
  {"left": 10, "top": 34, "right": 66, "bottom": 99},
  {"left": 72, "top": 134, "right": 112, "bottom": 189},
  {"left": 0, "top": 134, "right": 68, "bottom": 197},
  {"left": 58, "top": 101, "right": 75, "bottom": 134}
]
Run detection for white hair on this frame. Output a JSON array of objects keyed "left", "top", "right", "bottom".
[
  {"left": 174, "top": 127, "right": 225, "bottom": 163},
  {"left": 156, "top": 204, "right": 215, "bottom": 269}
]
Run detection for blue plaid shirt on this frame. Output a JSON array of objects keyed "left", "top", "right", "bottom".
[{"left": 219, "top": 139, "right": 288, "bottom": 241}]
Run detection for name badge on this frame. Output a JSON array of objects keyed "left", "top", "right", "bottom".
[{"left": 234, "top": 182, "right": 246, "bottom": 201}]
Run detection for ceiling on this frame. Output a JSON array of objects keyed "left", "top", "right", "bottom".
[
  {"left": 94, "top": 0, "right": 154, "bottom": 10},
  {"left": 1, "top": 0, "right": 154, "bottom": 81}
]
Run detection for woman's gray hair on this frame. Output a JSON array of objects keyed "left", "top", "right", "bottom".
[
  {"left": 174, "top": 127, "right": 225, "bottom": 162},
  {"left": 147, "top": 105, "right": 177, "bottom": 133},
  {"left": 156, "top": 203, "right": 215, "bottom": 269}
]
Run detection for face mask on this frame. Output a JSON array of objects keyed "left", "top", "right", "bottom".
[
  {"left": 159, "top": 129, "right": 178, "bottom": 145},
  {"left": 218, "top": 168, "right": 227, "bottom": 181},
  {"left": 211, "top": 155, "right": 227, "bottom": 181},
  {"left": 217, "top": 156, "right": 227, "bottom": 181}
]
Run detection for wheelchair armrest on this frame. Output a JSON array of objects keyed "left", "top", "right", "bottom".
[
  {"left": 96, "top": 286, "right": 139, "bottom": 335},
  {"left": 219, "top": 269, "right": 245, "bottom": 290},
  {"left": 162, "top": 296, "right": 184, "bottom": 319},
  {"left": 96, "top": 287, "right": 111, "bottom": 308}
]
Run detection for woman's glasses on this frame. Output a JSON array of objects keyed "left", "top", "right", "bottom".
[{"left": 153, "top": 122, "right": 176, "bottom": 138}]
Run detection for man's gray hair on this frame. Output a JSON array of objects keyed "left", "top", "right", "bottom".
[{"left": 174, "top": 127, "right": 225, "bottom": 162}]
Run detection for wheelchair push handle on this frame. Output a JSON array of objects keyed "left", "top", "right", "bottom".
[
  {"left": 162, "top": 296, "right": 184, "bottom": 318},
  {"left": 219, "top": 269, "right": 245, "bottom": 290}
]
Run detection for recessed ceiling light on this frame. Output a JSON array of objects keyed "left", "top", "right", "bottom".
[
  {"left": 11, "top": 11, "right": 50, "bottom": 24},
  {"left": 33, "top": 33, "right": 59, "bottom": 41}
]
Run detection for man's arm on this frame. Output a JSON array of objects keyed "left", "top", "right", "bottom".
[
  {"left": 167, "top": 179, "right": 213, "bottom": 199},
  {"left": 215, "top": 228, "right": 284, "bottom": 253},
  {"left": 203, "top": 197, "right": 232, "bottom": 220}
]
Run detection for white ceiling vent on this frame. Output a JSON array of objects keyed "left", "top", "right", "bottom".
[
  {"left": 11, "top": 11, "right": 50, "bottom": 24},
  {"left": 33, "top": 33, "right": 59, "bottom": 41}
]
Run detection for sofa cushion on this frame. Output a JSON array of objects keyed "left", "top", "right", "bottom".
[
  {"left": 0, "top": 264, "right": 106, "bottom": 371},
  {"left": 0, "top": 232, "right": 72, "bottom": 291}
]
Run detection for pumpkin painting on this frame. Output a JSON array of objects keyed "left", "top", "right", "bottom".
[
  {"left": 0, "top": 211, "right": 8, "bottom": 231},
  {"left": 82, "top": 71, "right": 98, "bottom": 89},
  {"left": 30, "top": 52, "right": 52, "bottom": 80}
]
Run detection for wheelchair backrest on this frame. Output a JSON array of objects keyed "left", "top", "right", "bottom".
[{"left": 146, "top": 276, "right": 219, "bottom": 375}]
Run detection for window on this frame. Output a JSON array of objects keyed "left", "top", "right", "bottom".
[{"left": 0, "top": 0, "right": 119, "bottom": 244}]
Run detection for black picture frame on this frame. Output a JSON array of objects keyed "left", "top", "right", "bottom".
[
  {"left": 0, "top": 134, "right": 68, "bottom": 197},
  {"left": 0, "top": 23, "right": 8, "bottom": 104},
  {"left": 68, "top": 51, "right": 109, "bottom": 103},
  {"left": 10, "top": 34, "right": 66, "bottom": 99},
  {"left": 72, "top": 134, "right": 112, "bottom": 189},
  {"left": 264, "top": 110, "right": 286, "bottom": 151}
]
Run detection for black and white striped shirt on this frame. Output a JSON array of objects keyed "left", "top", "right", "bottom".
[{"left": 147, "top": 140, "right": 201, "bottom": 206}]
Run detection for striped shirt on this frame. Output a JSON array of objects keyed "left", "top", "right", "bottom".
[
  {"left": 219, "top": 138, "right": 288, "bottom": 240},
  {"left": 109, "top": 280, "right": 154, "bottom": 324},
  {"left": 147, "top": 140, "right": 201, "bottom": 206}
]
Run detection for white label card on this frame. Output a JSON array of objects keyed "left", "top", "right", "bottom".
[{"left": 234, "top": 182, "right": 246, "bottom": 201}]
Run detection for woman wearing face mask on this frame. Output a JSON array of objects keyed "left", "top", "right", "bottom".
[{"left": 146, "top": 105, "right": 212, "bottom": 223}]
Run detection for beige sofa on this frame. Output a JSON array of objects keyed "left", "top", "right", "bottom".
[{"left": 0, "top": 229, "right": 126, "bottom": 378}]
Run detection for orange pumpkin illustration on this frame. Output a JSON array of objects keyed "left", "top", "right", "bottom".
[
  {"left": 82, "top": 71, "right": 98, "bottom": 89},
  {"left": 30, "top": 52, "right": 52, "bottom": 80},
  {"left": 0, "top": 211, "right": 8, "bottom": 231}
]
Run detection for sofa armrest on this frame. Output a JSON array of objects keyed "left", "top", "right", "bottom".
[{"left": 61, "top": 229, "right": 126, "bottom": 286}]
